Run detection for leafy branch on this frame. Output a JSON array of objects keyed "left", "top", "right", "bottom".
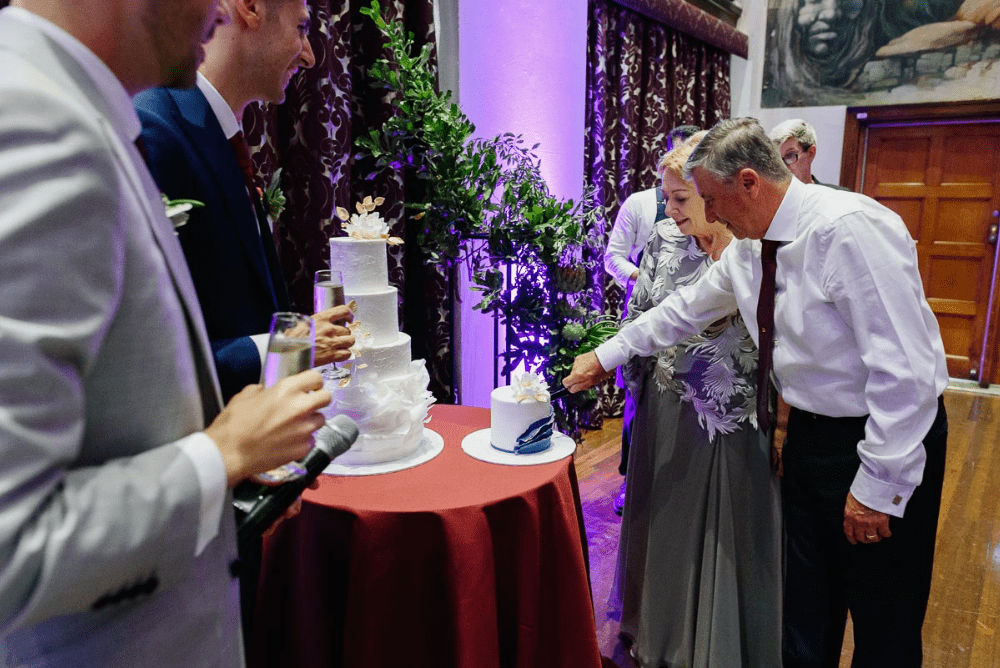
[{"left": 356, "top": 0, "right": 614, "bottom": 439}]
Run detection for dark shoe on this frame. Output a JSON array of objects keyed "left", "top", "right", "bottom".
[{"left": 613, "top": 480, "right": 627, "bottom": 516}]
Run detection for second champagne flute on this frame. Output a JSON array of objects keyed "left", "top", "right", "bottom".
[
  {"left": 261, "top": 312, "right": 314, "bottom": 387},
  {"left": 314, "top": 269, "right": 350, "bottom": 380}
]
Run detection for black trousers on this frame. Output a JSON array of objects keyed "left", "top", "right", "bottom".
[{"left": 782, "top": 396, "right": 948, "bottom": 668}]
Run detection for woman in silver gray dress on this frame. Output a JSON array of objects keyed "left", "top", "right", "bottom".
[{"left": 611, "top": 134, "right": 782, "bottom": 668}]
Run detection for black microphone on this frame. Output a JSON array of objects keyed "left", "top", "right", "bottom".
[{"left": 234, "top": 414, "right": 359, "bottom": 553}]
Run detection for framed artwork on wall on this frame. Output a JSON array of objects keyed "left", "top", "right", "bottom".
[{"left": 762, "top": 0, "right": 1000, "bottom": 107}]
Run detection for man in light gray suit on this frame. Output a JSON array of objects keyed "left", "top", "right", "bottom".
[{"left": 0, "top": 1, "right": 331, "bottom": 665}]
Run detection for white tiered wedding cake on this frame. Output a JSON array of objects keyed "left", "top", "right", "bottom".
[{"left": 323, "top": 197, "right": 435, "bottom": 466}]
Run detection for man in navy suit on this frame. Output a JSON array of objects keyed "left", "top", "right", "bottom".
[
  {"left": 134, "top": 0, "right": 352, "bottom": 646},
  {"left": 135, "top": 0, "right": 352, "bottom": 403}
]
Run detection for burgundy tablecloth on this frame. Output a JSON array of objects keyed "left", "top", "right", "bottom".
[{"left": 249, "top": 405, "right": 601, "bottom": 668}]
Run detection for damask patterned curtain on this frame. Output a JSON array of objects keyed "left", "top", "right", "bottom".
[
  {"left": 244, "top": 0, "right": 454, "bottom": 402},
  {"left": 0, "top": 0, "right": 451, "bottom": 398},
  {"left": 584, "top": 0, "right": 731, "bottom": 418}
]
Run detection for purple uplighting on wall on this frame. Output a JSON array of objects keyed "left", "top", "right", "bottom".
[{"left": 456, "top": 0, "right": 588, "bottom": 407}]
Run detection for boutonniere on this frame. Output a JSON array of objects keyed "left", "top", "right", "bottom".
[
  {"left": 162, "top": 194, "right": 204, "bottom": 233},
  {"left": 260, "top": 168, "right": 287, "bottom": 220}
]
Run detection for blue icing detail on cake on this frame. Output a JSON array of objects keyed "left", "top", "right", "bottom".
[{"left": 511, "top": 410, "right": 553, "bottom": 455}]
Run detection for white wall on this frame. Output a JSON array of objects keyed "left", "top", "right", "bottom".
[
  {"left": 731, "top": 0, "right": 849, "bottom": 186},
  {"left": 451, "top": 0, "right": 588, "bottom": 407}
]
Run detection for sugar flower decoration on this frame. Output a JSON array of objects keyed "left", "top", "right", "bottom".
[
  {"left": 335, "top": 196, "right": 403, "bottom": 245},
  {"left": 511, "top": 371, "right": 550, "bottom": 402}
]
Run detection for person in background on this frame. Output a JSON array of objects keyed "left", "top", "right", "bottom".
[
  {"left": 567, "top": 117, "right": 948, "bottom": 668},
  {"left": 612, "top": 132, "right": 782, "bottom": 667},
  {"left": 0, "top": 1, "right": 330, "bottom": 665},
  {"left": 769, "top": 118, "right": 850, "bottom": 190},
  {"left": 134, "top": 0, "right": 353, "bottom": 644},
  {"left": 135, "top": 0, "right": 353, "bottom": 405},
  {"left": 603, "top": 123, "right": 700, "bottom": 515}
]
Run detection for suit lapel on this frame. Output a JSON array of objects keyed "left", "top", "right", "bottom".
[
  {"left": 166, "top": 88, "right": 282, "bottom": 312},
  {"left": 121, "top": 138, "right": 224, "bottom": 422}
]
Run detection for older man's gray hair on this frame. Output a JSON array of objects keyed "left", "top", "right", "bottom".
[
  {"left": 769, "top": 118, "right": 818, "bottom": 151},
  {"left": 683, "top": 118, "right": 791, "bottom": 183}
]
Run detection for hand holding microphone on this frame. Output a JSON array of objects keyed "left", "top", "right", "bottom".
[{"left": 234, "top": 414, "right": 358, "bottom": 553}]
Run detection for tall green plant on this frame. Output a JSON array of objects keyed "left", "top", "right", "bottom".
[{"left": 356, "top": 0, "right": 613, "bottom": 439}]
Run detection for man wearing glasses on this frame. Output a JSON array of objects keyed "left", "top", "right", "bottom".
[{"left": 769, "top": 119, "right": 850, "bottom": 191}]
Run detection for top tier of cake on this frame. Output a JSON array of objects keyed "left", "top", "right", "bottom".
[{"left": 329, "top": 237, "right": 388, "bottom": 293}]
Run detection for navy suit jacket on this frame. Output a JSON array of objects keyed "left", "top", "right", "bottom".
[{"left": 134, "top": 87, "right": 290, "bottom": 401}]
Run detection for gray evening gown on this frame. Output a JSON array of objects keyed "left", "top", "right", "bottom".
[{"left": 610, "top": 220, "right": 783, "bottom": 668}]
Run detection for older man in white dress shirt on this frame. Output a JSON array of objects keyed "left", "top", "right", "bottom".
[{"left": 568, "top": 117, "right": 948, "bottom": 668}]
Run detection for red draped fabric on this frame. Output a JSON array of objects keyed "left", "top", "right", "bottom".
[
  {"left": 584, "top": 0, "right": 731, "bottom": 418},
  {"left": 250, "top": 406, "right": 601, "bottom": 668}
]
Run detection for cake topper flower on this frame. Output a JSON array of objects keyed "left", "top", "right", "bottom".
[
  {"left": 511, "top": 371, "right": 550, "bottom": 402},
  {"left": 335, "top": 196, "right": 403, "bottom": 245}
]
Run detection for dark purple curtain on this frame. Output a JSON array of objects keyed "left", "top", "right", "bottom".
[
  {"left": 243, "top": 0, "right": 454, "bottom": 402},
  {"left": 584, "top": 0, "right": 731, "bottom": 419}
]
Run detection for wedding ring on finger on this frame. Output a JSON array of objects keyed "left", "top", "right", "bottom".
[{"left": 865, "top": 533, "right": 877, "bottom": 540}]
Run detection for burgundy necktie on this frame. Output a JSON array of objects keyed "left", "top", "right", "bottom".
[
  {"left": 228, "top": 130, "right": 257, "bottom": 194},
  {"left": 228, "top": 131, "right": 288, "bottom": 310},
  {"left": 229, "top": 131, "right": 271, "bottom": 239},
  {"left": 756, "top": 239, "right": 780, "bottom": 433}
]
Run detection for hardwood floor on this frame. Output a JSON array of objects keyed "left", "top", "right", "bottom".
[{"left": 574, "top": 388, "right": 1000, "bottom": 667}]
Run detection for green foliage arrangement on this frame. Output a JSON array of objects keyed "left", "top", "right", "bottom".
[{"left": 356, "top": 0, "right": 614, "bottom": 439}]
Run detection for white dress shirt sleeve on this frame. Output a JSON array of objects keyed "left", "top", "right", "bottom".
[
  {"left": 596, "top": 248, "right": 740, "bottom": 370},
  {"left": 604, "top": 196, "right": 644, "bottom": 288},
  {"left": 251, "top": 333, "right": 269, "bottom": 367},
  {"left": 822, "top": 215, "right": 941, "bottom": 516},
  {"left": 176, "top": 433, "right": 229, "bottom": 555}
]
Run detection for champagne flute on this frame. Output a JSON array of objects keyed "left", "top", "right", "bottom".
[
  {"left": 314, "top": 269, "right": 350, "bottom": 380},
  {"left": 261, "top": 312, "right": 314, "bottom": 387},
  {"left": 252, "top": 312, "right": 316, "bottom": 485}
]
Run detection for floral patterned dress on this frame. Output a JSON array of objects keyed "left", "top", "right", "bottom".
[{"left": 611, "top": 220, "right": 782, "bottom": 668}]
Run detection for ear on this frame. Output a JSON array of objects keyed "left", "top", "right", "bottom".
[
  {"left": 233, "top": 0, "right": 263, "bottom": 29},
  {"left": 737, "top": 168, "right": 760, "bottom": 197},
  {"left": 805, "top": 144, "right": 817, "bottom": 159}
]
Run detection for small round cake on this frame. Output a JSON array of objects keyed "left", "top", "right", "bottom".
[{"left": 489, "top": 375, "right": 554, "bottom": 454}]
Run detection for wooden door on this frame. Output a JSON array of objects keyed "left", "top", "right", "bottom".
[{"left": 857, "top": 120, "right": 1000, "bottom": 384}]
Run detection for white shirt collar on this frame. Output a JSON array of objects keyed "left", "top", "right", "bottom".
[
  {"left": 764, "top": 177, "right": 803, "bottom": 244},
  {"left": 196, "top": 72, "right": 241, "bottom": 139},
  {"left": 5, "top": 6, "right": 142, "bottom": 144}
]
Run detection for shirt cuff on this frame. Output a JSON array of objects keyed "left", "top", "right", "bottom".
[
  {"left": 850, "top": 467, "right": 914, "bottom": 518},
  {"left": 177, "top": 432, "right": 228, "bottom": 556},
  {"left": 595, "top": 336, "right": 628, "bottom": 374},
  {"left": 251, "top": 333, "right": 268, "bottom": 367}
]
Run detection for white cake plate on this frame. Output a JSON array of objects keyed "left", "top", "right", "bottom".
[
  {"left": 461, "top": 428, "right": 576, "bottom": 466},
  {"left": 323, "top": 428, "right": 444, "bottom": 476}
]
